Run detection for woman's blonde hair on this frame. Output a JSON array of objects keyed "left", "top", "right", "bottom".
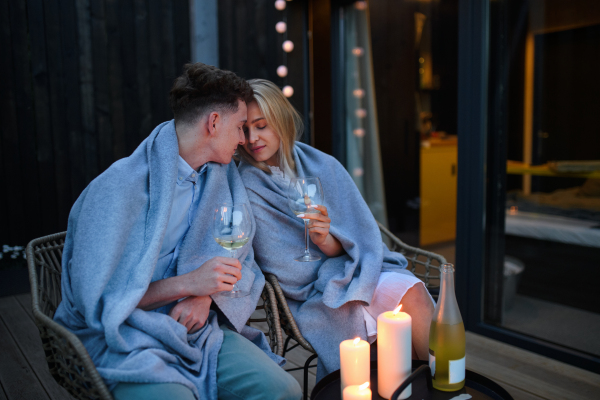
[{"left": 238, "top": 79, "right": 303, "bottom": 178}]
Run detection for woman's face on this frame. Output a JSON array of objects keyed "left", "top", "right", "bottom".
[{"left": 243, "top": 101, "right": 281, "bottom": 167}]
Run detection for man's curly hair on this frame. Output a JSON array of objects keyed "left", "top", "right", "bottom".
[{"left": 169, "top": 63, "right": 253, "bottom": 128}]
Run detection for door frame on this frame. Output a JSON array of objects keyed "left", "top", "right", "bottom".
[{"left": 455, "top": 0, "right": 600, "bottom": 373}]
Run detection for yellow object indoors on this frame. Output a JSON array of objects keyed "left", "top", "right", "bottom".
[{"left": 420, "top": 138, "right": 457, "bottom": 246}]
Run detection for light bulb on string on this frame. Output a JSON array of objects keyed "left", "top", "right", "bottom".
[
  {"left": 355, "top": 1, "right": 367, "bottom": 10},
  {"left": 353, "top": 128, "right": 365, "bottom": 137},
  {"left": 275, "top": 0, "right": 286, "bottom": 10},
  {"left": 282, "top": 85, "right": 294, "bottom": 97},
  {"left": 353, "top": 89, "right": 365, "bottom": 98},
  {"left": 355, "top": 108, "right": 367, "bottom": 118},
  {"left": 283, "top": 40, "right": 294, "bottom": 52},
  {"left": 277, "top": 65, "right": 288, "bottom": 77},
  {"left": 276, "top": 21, "right": 287, "bottom": 33},
  {"left": 352, "top": 47, "right": 364, "bottom": 57}
]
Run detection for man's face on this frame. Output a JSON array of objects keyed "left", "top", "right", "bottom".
[{"left": 213, "top": 99, "right": 247, "bottom": 164}]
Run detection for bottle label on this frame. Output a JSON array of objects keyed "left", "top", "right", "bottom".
[
  {"left": 428, "top": 349, "right": 435, "bottom": 379},
  {"left": 449, "top": 356, "right": 465, "bottom": 383}
]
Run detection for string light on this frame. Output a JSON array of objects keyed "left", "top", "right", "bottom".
[
  {"left": 353, "top": 128, "right": 365, "bottom": 138},
  {"left": 283, "top": 40, "right": 294, "bottom": 52},
  {"left": 354, "top": 1, "right": 367, "bottom": 10},
  {"left": 275, "top": 0, "right": 286, "bottom": 11},
  {"left": 276, "top": 1, "right": 293, "bottom": 97},
  {"left": 282, "top": 85, "right": 294, "bottom": 97},
  {"left": 277, "top": 65, "right": 288, "bottom": 77},
  {"left": 352, "top": 47, "right": 364, "bottom": 57},
  {"left": 352, "top": 0, "right": 368, "bottom": 177},
  {"left": 276, "top": 21, "right": 287, "bottom": 33}
]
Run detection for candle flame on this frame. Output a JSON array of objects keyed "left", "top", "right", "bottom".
[
  {"left": 353, "top": 337, "right": 360, "bottom": 346},
  {"left": 393, "top": 304, "right": 403, "bottom": 315},
  {"left": 359, "top": 382, "right": 370, "bottom": 391}
]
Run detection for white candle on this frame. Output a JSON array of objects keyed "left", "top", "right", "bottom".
[
  {"left": 343, "top": 382, "right": 372, "bottom": 400},
  {"left": 340, "top": 337, "right": 370, "bottom": 394},
  {"left": 377, "top": 304, "right": 412, "bottom": 399}
]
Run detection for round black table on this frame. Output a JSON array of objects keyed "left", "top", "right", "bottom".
[{"left": 311, "top": 360, "right": 513, "bottom": 400}]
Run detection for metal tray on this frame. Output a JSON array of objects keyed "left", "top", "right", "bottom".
[{"left": 311, "top": 360, "right": 513, "bottom": 400}]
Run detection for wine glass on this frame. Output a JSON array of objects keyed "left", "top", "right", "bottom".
[
  {"left": 213, "top": 203, "right": 252, "bottom": 297},
  {"left": 286, "top": 177, "right": 324, "bottom": 262}
]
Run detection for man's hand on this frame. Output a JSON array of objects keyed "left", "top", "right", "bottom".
[
  {"left": 137, "top": 256, "right": 242, "bottom": 311},
  {"left": 169, "top": 295, "right": 212, "bottom": 333},
  {"left": 184, "top": 256, "right": 242, "bottom": 297}
]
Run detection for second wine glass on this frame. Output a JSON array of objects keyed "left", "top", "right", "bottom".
[
  {"left": 213, "top": 203, "right": 252, "bottom": 297},
  {"left": 287, "top": 177, "right": 324, "bottom": 262}
]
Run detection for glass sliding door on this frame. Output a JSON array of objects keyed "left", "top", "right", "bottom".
[{"left": 457, "top": 0, "right": 600, "bottom": 372}]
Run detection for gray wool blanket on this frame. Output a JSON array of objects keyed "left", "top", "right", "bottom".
[
  {"left": 239, "top": 142, "right": 413, "bottom": 379},
  {"left": 54, "top": 120, "right": 277, "bottom": 399}
]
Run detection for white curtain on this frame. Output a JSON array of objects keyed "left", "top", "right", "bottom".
[{"left": 343, "top": 3, "right": 388, "bottom": 226}]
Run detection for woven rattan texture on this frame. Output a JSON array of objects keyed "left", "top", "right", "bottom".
[
  {"left": 27, "top": 232, "right": 114, "bottom": 400},
  {"left": 271, "top": 222, "right": 447, "bottom": 357},
  {"left": 26, "top": 232, "right": 283, "bottom": 399}
]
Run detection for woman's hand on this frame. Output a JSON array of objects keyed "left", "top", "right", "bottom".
[
  {"left": 168, "top": 295, "right": 212, "bottom": 333},
  {"left": 297, "top": 205, "right": 344, "bottom": 257}
]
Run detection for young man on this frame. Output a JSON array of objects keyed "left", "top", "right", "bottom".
[{"left": 54, "top": 63, "right": 302, "bottom": 400}]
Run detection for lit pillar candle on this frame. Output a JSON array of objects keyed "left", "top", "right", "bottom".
[
  {"left": 343, "top": 382, "right": 372, "bottom": 400},
  {"left": 340, "top": 337, "right": 370, "bottom": 394},
  {"left": 377, "top": 304, "right": 412, "bottom": 399}
]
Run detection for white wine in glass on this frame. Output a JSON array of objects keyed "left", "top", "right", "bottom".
[
  {"left": 287, "top": 177, "right": 324, "bottom": 262},
  {"left": 213, "top": 203, "right": 252, "bottom": 297}
]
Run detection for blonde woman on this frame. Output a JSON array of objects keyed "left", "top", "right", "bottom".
[{"left": 238, "top": 79, "right": 434, "bottom": 379}]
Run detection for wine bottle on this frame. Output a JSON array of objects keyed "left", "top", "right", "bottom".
[{"left": 429, "top": 263, "right": 466, "bottom": 391}]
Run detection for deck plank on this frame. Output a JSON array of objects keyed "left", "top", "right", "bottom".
[
  {"left": 14, "top": 293, "right": 33, "bottom": 321},
  {"left": 0, "top": 296, "right": 73, "bottom": 400},
  {"left": 496, "top": 382, "right": 547, "bottom": 400},
  {"left": 0, "top": 313, "right": 50, "bottom": 399},
  {"left": 465, "top": 332, "right": 600, "bottom": 400}
]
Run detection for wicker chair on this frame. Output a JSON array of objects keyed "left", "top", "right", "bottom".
[
  {"left": 26, "top": 231, "right": 283, "bottom": 400},
  {"left": 266, "top": 221, "right": 447, "bottom": 400}
]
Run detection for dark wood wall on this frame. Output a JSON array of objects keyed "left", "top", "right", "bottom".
[
  {"left": 369, "top": 0, "right": 458, "bottom": 240},
  {"left": 217, "top": 0, "right": 309, "bottom": 141},
  {"left": 369, "top": 0, "right": 419, "bottom": 238},
  {"left": 0, "top": 0, "right": 191, "bottom": 246}
]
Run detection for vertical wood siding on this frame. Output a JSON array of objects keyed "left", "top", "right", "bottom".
[
  {"left": 0, "top": 0, "right": 191, "bottom": 245},
  {"left": 217, "top": 0, "right": 309, "bottom": 141}
]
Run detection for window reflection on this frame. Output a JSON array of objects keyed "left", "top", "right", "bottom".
[{"left": 498, "top": 0, "right": 600, "bottom": 357}]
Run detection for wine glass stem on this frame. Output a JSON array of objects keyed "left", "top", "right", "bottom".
[
  {"left": 230, "top": 249, "right": 238, "bottom": 291},
  {"left": 304, "top": 219, "right": 310, "bottom": 256}
]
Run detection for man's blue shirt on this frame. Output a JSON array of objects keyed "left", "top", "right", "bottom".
[{"left": 152, "top": 156, "right": 208, "bottom": 284}]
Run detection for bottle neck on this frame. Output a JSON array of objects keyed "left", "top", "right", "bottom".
[
  {"left": 440, "top": 264, "right": 455, "bottom": 295},
  {"left": 434, "top": 263, "right": 462, "bottom": 324}
]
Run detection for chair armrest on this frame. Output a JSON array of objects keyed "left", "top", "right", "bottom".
[
  {"left": 31, "top": 308, "right": 114, "bottom": 400},
  {"left": 264, "top": 273, "right": 316, "bottom": 354},
  {"left": 260, "top": 280, "right": 285, "bottom": 356},
  {"left": 377, "top": 221, "right": 446, "bottom": 292}
]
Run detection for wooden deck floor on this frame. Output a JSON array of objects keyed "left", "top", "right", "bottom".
[{"left": 1, "top": 293, "right": 598, "bottom": 400}]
